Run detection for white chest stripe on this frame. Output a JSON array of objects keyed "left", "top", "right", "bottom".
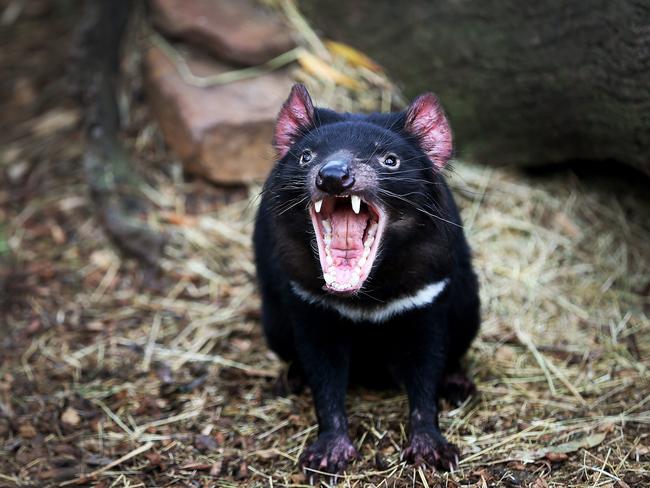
[{"left": 291, "top": 279, "right": 449, "bottom": 324}]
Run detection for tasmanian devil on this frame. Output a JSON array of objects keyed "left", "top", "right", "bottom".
[{"left": 253, "top": 84, "right": 480, "bottom": 474}]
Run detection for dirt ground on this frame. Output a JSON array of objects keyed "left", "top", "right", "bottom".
[{"left": 1, "top": 3, "right": 649, "bottom": 487}]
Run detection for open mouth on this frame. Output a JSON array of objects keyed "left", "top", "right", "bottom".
[{"left": 309, "top": 195, "right": 386, "bottom": 294}]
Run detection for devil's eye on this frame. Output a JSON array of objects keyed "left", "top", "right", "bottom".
[
  {"left": 300, "top": 149, "right": 313, "bottom": 165},
  {"left": 381, "top": 154, "right": 400, "bottom": 169}
]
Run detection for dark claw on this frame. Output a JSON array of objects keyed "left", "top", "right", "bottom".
[
  {"left": 403, "top": 429, "right": 461, "bottom": 471},
  {"left": 300, "top": 432, "right": 359, "bottom": 478}
]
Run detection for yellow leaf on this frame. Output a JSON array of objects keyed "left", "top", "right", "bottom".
[
  {"left": 297, "top": 50, "right": 363, "bottom": 90},
  {"left": 325, "top": 40, "right": 384, "bottom": 73}
]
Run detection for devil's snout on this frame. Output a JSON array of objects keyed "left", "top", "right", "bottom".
[{"left": 316, "top": 160, "right": 355, "bottom": 194}]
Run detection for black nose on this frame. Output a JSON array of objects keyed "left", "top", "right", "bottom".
[{"left": 316, "top": 160, "right": 355, "bottom": 194}]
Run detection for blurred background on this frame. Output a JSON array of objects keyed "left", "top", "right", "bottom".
[{"left": 0, "top": 0, "right": 648, "bottom": 486}]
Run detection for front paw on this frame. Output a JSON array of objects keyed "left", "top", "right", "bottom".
[
  {"left": 403, "top": 429, "right": 460, "bottom": 471},
  {"left": 299, "top": 432, "right": 359, "bottom": 475}
]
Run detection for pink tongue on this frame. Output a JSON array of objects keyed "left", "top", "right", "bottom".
[{"left": 329, "top": 208, "right": 368, "bottom": 268}]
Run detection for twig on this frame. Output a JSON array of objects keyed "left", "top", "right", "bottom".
[
  {"left": 513, "top": 322, "right": 557, "bottom": 395},
  {"left": 149, "top": 29, "right": 302, "bottom": 88},
  {"left": 141, "top": 312, "right": 161, "bottom": 372},
  {"left": 60, "top": 441, "right": 154, "bottom": 486}
]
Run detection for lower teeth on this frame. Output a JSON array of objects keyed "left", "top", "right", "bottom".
[{"left": 321, "top": 220, "right": 378, "bottom": 289}]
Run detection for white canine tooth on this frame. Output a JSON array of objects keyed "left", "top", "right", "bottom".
[
  {"left": 314, "top": 200, "right": 323, "bottom": 213},
  {"left": 351, "top": 195, "right": 361, "bottom": 214},
  {"left": 350, "top": 272, "right": 360, "bottom": 285},
  {"left": 324, "top": 273, "right": 334, "bottom": 284}
]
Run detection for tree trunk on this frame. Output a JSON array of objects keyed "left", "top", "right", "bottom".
[
  {"left": 301, "top": 0, "right": 650, "bottom": 175},
  {"left": 72, "top": 0, "right": 165, "bottom": 266}
]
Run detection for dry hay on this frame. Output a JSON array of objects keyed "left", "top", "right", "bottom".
[{"left": 1, "top": 1, "right": 649, "bottom": 487}]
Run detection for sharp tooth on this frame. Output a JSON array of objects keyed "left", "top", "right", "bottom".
[
  {"left": 324, "top": 273, "right": 334, "bottom": 284},
  {"left": 351, "top": 195, "right": 361, "bottom": 214},
  {"left": 314, "top": 200, "right": 323, "bottom": 213},
  {"left": 350, "top": 272, "right": 360, "bottom": 285}
]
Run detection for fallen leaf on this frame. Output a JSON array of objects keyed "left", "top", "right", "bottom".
[
  {"left": 253, "top": 448, "right": 278, "bottom": 460},
  {"left": 61, "top": 407, "right": 81, "bottom": 426},
  {"left": 160, "top": 211, "right": 196, "bottom": 226},
  {"left": 19, "top": 423, "right": 37, "bottom": 438},
  {"left": 297, "top": 50, "right": 363, "bottom": 90},
  {"left": 325, "top": 40, "right": 383, "bottom": 72},
  {"left": 145, "top": 451, "right": 163, "bottom": 468},
  {"left": 551, "top": 432, "right": 607, "bottom": 454},
  {"left": 514, "top": 432, "right": 607, "bottom": 461},
  {"left": 544, "top": 452, "right": 568, "bottom": 462},
  {"left": 32, "top": 108, "right": 79, "bottom": 136}
]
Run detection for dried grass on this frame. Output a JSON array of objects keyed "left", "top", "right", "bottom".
[{"left": 2, "top": 139, "right": 648, "bottom": 486}]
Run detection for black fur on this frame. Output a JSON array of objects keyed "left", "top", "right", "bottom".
[{"left": 253, "top": 94, "right": 480, "bottom": 474}]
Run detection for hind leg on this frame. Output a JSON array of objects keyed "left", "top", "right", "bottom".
[
  {"left": 260, "top": 284, "right": 295, "bottom": 361},
  {"left": 272, "top": 361, "right": 306, "bottom": 396},
  {"left": 443, "top": 267, "right": 480, "bottom": 406},
  {"left": 440, "top": 367, "right": 476, "bottom": 407},
  {"left": 258, "top": 284, "right": 302, "bottom": 396},
  {"left": 265, "top": 305, "right": 306, "bottom": 397}
]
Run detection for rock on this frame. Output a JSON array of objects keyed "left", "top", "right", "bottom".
[
  {"left": 151, "top": 0, "right": 295, "bottom": 66},
  {"left": 144, "top": 45, "right": 292, "bottom": 184},
  {"left": 301, "top": 0, "right": 650, "bottom": 176}
]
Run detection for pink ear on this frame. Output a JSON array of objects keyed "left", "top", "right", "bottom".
[
  {"left": 404, "top": 93, "right": 453, "bottom": 169},
  {"left": 274, "top": 84, "right": 315, "bottom": 159}
]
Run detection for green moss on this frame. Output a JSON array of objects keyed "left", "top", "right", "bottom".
[{"left": 0, "top": 224, "right": 9, "bottom": 257}]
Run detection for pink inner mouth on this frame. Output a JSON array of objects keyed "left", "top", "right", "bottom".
[{"left": 309, "top": 196, "right": 385, "bottom": 294}]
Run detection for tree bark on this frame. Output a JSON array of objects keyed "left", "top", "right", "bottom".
[
  {"left": 301, "top": 0, "right": 650, "bottom": 175},
  {"left": 72, "top": 0, "right": 165, "bottom": 266}
]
